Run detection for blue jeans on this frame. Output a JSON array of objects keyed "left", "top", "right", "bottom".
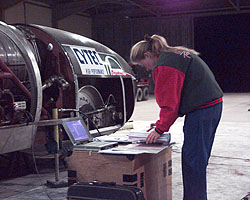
[{"left": 182, "top": 102, "right": 223, "bottom": 200}]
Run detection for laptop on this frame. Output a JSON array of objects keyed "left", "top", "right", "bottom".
[{"left": 62, "top": 117, "right": 118, "bottom": 151}]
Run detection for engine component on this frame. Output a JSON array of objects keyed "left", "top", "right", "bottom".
[
  {"left": 0, "top": 90, "right": 14, "bottom": 125},
  {"left": 42, "top": 75, "right": 70, "bottom": 91},
  {"left": 79, "top": 86, "right": 122, "bottom": 129},
  {"left": 78, "top": 85, "right": 104, "bottom": 113},
  {"left": 0, "top": 21, "right": 136, "bottom": 154}
]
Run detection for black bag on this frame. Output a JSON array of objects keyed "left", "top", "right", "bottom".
[{"left": 67, "top": 181, "right": 145, "bottom": 200}]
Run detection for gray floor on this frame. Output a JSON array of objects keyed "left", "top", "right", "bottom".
[
  {"left": 131, "top": 93, "right": 250, "bottom": 200},
  {"left": 0, "top": 93, "right": 249, "bottom": 200}
]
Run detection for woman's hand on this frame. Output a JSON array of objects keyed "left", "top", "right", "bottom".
[{"left": 146, "top": 130, "right": 161, "bottom": 144}]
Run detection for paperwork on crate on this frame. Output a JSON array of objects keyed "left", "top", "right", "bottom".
[
  {"left": 99, "top": 143, "right": 169, "bottom": 154},
  {"left": 95, "top": 129, "right": 171, "bottom": 154},
  {"left": 94, "top": 130, "right": 171, "bottom": 144}
]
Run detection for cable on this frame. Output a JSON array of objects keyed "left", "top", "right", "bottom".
[
  {"left": 105, "top": 94, "right": 116, "bottom": 106},
  {"left": 171, "top": 147, "right": 250, "bottom": 162},
  {"left": 20, "top": 110, "right": 34, "bottom": 125},
  {"left": 58, "top": 108, "right": 102, "bottom": 136},
  {"left": 210, "top": 155, "right": 250, "bottom": 162},
  {"left": 30, "top": 121, "right": 54, "bottom": 200},
  {"left": 78, "top": 110, "right": 102, "bottom": 136}
]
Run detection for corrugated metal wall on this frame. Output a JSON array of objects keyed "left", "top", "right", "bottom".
[{"left": 93, "top": 16, "right": 194, "bottom": 63}]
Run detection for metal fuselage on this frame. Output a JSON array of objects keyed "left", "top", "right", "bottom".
[{"left": 0, "top": 22, "right": 136, "bottom": 154}]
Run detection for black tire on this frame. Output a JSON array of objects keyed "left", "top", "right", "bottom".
[
  {"left": 142, "top": 87, "right": 149, "bottom": 100},
  {"left": 136, "top": 88, "right": 143, "bottom": 101}
]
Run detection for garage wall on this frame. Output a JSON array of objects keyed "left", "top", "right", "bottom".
[
  {"left": 92, "top": 15, "right": 193, "bottom": 93},
  {"left": 93, "top": 16, "right": 194, "bottom": 62},
  {"left": 4, "top": 2, "right": 26, "bottom": 24},
  {"left": 92, "top": 16, "right": 194, "bottom": 93},
  {"left": 3, "top": 0, "right": 92, "bottom": 37},
  {"left": 58, "top": 14, "right": 92, "bottom": 38},
  {"left": 4, "top": 1, "right": 52, "bottom": 26},
  {"left": 25, "top": 1, "right": 52, "bottom": 26}
]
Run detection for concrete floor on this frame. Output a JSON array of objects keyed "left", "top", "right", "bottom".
[
  {"left": 130, "top": 93, "right": 250, "bottom": 200},
  {"left": 0, "top": 93, "right": 249, "bottom": 199}
]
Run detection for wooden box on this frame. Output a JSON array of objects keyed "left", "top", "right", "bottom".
[{"left": 66, "top": 147, "right": 172, "bottom": 200}]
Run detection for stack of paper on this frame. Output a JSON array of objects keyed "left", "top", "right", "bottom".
[
  {"left": 128, "top": 131, "right": 171, "bottom": 144},
  {"left": 99, "top": 143, "right": 169, "bottom": 154},
  {"left": 94, "top": 130, "right": 171, "bottom": 145}
]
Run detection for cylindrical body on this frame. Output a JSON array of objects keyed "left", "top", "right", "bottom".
[{"left": 0, "top": 21, "right": 136, "bottom": 154}]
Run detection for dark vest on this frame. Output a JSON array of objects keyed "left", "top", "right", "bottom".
[{"left": 154, "top": 52, "right": 223, "bottom": 116}]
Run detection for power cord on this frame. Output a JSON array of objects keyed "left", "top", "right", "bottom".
[
  {"left": 31, "top": 125, "right": 54, "bottom": 200},
  {"left": 105, "top": 94, "right": 116, "bottom": 106},
  {"left": 29, "top": 114, "right": 54, "bottom": 200},
  {"left": 58, "top": 108, "right": 102, "bottom": 136},
  {"left": 78, "top": 110, "right": 102, "bottom": 136}
]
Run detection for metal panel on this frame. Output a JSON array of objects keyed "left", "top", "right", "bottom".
[
  {"left": 29, "top": 24, "right": 134, "bottom": 76},
  {"left": 0, "top": 125, "right": 36, "bottom": 154}
]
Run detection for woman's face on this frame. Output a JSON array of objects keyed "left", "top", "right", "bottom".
[{"left": 137, "top": 51, "right": 157, "bottom": 71}]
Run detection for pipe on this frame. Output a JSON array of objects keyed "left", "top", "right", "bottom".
[
  {"left": 52, "top": 108, "right": 60, "bottom": 182},
  {"left": 0, "top": 72, "right": 12, "bottom": 79},
  {"left": 0, "top": 59, "right": 31, "bottom": 99},
  {"left": 119, "top": 76, "right": 126, "bottom": 125}
]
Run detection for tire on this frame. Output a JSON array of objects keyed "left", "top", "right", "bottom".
[
  {"left": 136, "top": 88, "right": 143, "bottom": 101},
  {"left": 142, "top": 87, "right": 149, "bottom": 100}
]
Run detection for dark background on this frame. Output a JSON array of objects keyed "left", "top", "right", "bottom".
[
  {"left": 1, "top": 1, "right": 249, "bottom": 93},
  {"left": 93, "top": 12, "right": 250, "bottom": 93},
  {"left": 194, "top": 13, "right": 250, "bottom": 92}
]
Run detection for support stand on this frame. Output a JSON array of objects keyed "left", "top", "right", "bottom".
[{"left": 46, "top": 108, "right": 68, "bottom": 188}]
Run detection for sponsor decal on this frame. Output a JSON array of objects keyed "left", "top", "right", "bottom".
[
  {"left": 65, "top": 45, "right": 134, "bottom": 78},
  {"left": 70, "top": 46, "right": 106, "bottom": 75}
]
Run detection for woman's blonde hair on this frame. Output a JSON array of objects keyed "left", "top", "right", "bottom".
[{"left": 130, "top": 34, "right": 199, "bottom": 64}]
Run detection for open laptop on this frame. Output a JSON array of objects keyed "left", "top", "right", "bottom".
[{"left": 62, "top": 117, "right": 118, "bottom": 151}]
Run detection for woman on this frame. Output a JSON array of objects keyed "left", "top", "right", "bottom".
[{"left": 130, "top": 34, "right": 223, "bottom": 200}]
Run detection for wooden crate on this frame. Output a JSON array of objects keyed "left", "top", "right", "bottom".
[{"left": 66, "top": 147, "right": 172, "bottom": 200}]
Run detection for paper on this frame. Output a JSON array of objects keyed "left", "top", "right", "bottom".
[
  {"left": 99, "top": 143, "right": 169, "bottom": 155},
  {"left": 94, "top": 134, "right": 129, "bottom": 143},
  {"left": 128, "top": 131, "right": 171, "bottom": 144},
  {"left": 95, "top": 130, "right": 171, "bottom": 144}
]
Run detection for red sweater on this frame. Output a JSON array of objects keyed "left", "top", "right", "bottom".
[
  {"left": 152, "top": 52, "right": 223, "bottom": 134},
  {"left": 153, "top": 66, "right": 185, "bottom": 133}
]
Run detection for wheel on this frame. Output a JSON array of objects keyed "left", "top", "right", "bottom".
[
  {"left": 78, "top": 85, "right": 105, "bottom": 112},
  {"left": 142, "top": 87, "right": 149, "bottom": 100},
  {"left": 136, "top": 88, "right": 143, "bottom": 101}
]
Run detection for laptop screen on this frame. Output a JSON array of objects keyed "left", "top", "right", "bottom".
[{"left": 62, "top": 117, "right": 92, "bottom": 144}]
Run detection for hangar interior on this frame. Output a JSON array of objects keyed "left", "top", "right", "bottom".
[
  {"left": 1, "top": 0, "right": 250, "bottom": 92},
  {"left": 0, "top": 1, "right": 250, "bottom": 200}
]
